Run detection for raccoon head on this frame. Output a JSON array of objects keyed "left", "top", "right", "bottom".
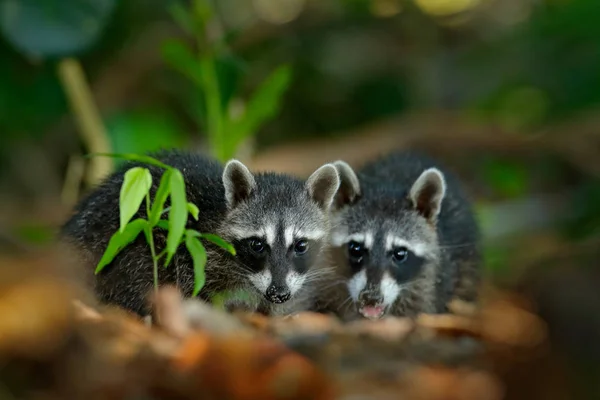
[
  {"left": 219, "top": 159, "right": 340, "bottom": 305},
  {"left": 329, "top": 161, "right": 446, "bottom": 319}
]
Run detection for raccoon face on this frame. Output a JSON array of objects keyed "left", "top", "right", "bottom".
[
  {"left": 329, "top": 161, "right": 446, "bottom": 319},
  {"left": 219, "top": 160, "right": 340, "bottom": 305}
]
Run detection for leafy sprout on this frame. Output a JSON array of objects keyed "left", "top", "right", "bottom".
[{"left": 91, "top": 152, "right": 236, "bottom": 297}]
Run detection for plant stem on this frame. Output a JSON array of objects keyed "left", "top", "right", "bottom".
[
  {"left": 193, "top": 0, "right": 226, "bottom": 161},
  {"left": 145, "top": 195, "right": 159, "bottom": 294},
  {"left": 147, "top": 226, "right": 159, "bottom": 294}
]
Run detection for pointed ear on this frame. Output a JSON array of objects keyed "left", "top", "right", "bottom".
[
  {"left": 409, "top": 168, "right": 446, "bottom": 222},
  {"left": 222, "top": 159, "right": 257, "bottom": 209},
  {"left": 305, "top": 163, "right": 341, "bottom": 211},
  {"left": 331, "top": 160, "right": 361, "bottom": 210}
]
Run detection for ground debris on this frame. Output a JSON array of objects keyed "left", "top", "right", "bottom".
[{"left": 0, "top": 251, "right": 561, "bottom": 400}]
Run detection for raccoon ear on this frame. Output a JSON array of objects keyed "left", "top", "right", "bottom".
[
  {"left": 409, "top": 168, "right": 446, "bottom": 222},
  {"left": 332, "top": 160, "right": 361, "bottom": 210},
  {"left": 222, "top": 159, "right": 257, "bottom": 209},
  {"left": 305, "top": 163, "right": 341, "bottom": 211}
]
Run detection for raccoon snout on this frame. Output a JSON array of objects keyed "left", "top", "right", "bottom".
[
  {"left": 265, "top": 284, "right": 291, "bottom": 304},
  {"left": 358, "top": 290, "right": 383, "bottom": 307}
]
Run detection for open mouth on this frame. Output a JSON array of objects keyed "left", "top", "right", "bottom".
[{"left": 358, "top": 305, "right": 386, "bottom": 320}]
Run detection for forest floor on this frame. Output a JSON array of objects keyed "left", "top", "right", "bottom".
[{"left": 0, "top": 245, "right": 588, "bottom": 400}]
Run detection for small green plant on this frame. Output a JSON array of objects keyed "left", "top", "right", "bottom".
[
  {"left": 161, "top": 0, "right": 293, "bottom": 162},
  {"left": 92, "top": 152, "right": 236, "bottom": 297}
]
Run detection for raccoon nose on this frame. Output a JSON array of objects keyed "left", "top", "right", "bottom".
[
  {"left": 265, "top": 284, "right": 291, "bottom": 304},
  {"left": 359, "top": 290, "right": 383, "bottom": 306}
]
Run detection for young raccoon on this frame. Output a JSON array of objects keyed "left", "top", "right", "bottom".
[
  {"left": 60, "top": 149, "right": 340, "bottom": 317},
  {"left": 317, "top": 151, "right": 482, "bottom": 320}
]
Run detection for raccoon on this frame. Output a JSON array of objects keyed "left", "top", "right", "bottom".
[
  {"left": 316, "top": 150, "right": 482, "bottom": 320},
  {"left": 60, "top": 149, "right": 340, "bottom": 317}
]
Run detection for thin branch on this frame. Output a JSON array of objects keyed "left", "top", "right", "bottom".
[{"left": 56, "top": 58, "right": 113, "bottom": 187}]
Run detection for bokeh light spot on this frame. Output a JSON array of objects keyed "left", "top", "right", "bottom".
[{"left": 252, "top": 0, "right": 306, "bottom": 25}]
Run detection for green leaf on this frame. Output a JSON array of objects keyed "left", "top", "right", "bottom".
[
  {"left": 161, "top": 39, "right": 204, "bottom": 86},
  {"left": 185, "top": 234, "right": 207, "bottom": 296},
  {"left": 0, "top": 0, "right": 117, "bottom": 58},
  {"left": 88, "top": 152, "right": 171, "bottom": 169},
  {"left": 119, "top": 167, "right": 152, "bottom": 232},
  {"left": 187, "top": 202, "right": 199, "bottom": 220},
  {"left": 226, "top": 65, "right": 292, "bottom": 156},
  {"left": 165, "top": 169, "right": 187, "bottom": 267},
  {"left": 156, "top": 219, "right": 170, "bottom": 230},
  {"left": 95, "top": 219, "right": 147, "bottom": 274},
  {"left": 167, "top": 1, "right": 194, "bottom": 34},
  {"left": 200, "top": 233, "right": 236, "bottom": 255},
  {"left": 149, "top": 170, "right": 173, "bottom": 226}
]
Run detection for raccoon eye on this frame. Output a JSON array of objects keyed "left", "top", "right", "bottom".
[
  {"left": 347, "top": 240, "right": 366, "bottom": 262},
  {"left": 293, "top": 239, "right": 309, "bottom": 255},
  {"left": 392, "top": 247, "right": 409, "bottom": 264},
  {"left": 248, "top": 238, "right": 266, "bottom": 254}
]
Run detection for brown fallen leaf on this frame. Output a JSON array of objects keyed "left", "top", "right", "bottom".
[
  {"left": 0, "top": 278, "right": 75, "bottom": 359},
  {"left": 416, "top": 313, "right": 482, "bottom": 339},
  {"left": 402, "top": 366, "right": 505, "bottom": 400},
  {"left": 270, "top": 312, "right": 343, "bottom": 336},
  {"left": 479, "top": 300, "right": 547, "bottom": 348},
  {"left": 346, "top": 316, "right": 416, "bottom": 342}
]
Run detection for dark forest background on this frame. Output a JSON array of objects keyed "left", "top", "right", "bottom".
[{"left": 0, "top": 0, "right": 598, "bottom": 397}]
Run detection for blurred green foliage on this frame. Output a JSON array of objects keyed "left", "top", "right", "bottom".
[
  {"left": 481, "top": 158, "right": 530, "bottom": 199},
  {"left": 0, "top": 50, "right": 67, "bottom": 139},
  {"left": 161, "top": 0, "right": 293, "bottom": 161},
  {"left": 562, "top": 180, "right": 600, "bottom": 242},
  {"left": 0, "top": 0, "right": 597, "bottom": 255},
  {"left": 105, "top": 109, "right": 189, "bottom": 167}
]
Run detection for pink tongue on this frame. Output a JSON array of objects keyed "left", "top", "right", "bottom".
[{"left": 361, "top": 306, "right": 384, "bottom": 318}]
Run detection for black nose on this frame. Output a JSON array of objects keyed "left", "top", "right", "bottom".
[
  {"left": 265, "top": 284, "right": 291, "bottom": 303},
  {"left": 359, "top": 290, "right": 383, "bottom": 306}
]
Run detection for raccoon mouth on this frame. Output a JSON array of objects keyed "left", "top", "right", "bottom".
[{"left": 358, "top": 305, "right": 386, "bottom": 320}]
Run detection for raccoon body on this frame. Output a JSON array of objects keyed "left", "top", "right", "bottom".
[
  {"left": 317, "top": 151, "right": 482, "bottom": 320},
  {"left": 60, "top": 149, "right": 340, "bottom": 317}
]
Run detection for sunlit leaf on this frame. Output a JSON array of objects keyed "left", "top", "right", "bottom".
[
  {"left": 95, "top": 218, "right": 147, "bottom": 274},
  {"left": 201, "top": 233, "right": 236, "bottom": 255},
  {"left": 149, "top": 170, "right": 173, "bottom": 226},
  {"left": 187, "top": 202, "right": 199, "bottom": 220},
  {"left": 119, "top": 167, "right": 152, "bottom": 232},
  {"left": 185, "top": 233, "right": 207, "bottom": 296},
  {"left": 165, "top": 169, "right": 187, "bottom": 267},
  {"left": 0, "top": 0, "right": 116, "bottom": 58}
]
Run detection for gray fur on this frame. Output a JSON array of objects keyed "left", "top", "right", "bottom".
[
  {"left": 315, "top": 151, "right": 482, "bottom": 320},
  {"left": 60, "top": 149, "right": 339, "bottom": 317}
]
